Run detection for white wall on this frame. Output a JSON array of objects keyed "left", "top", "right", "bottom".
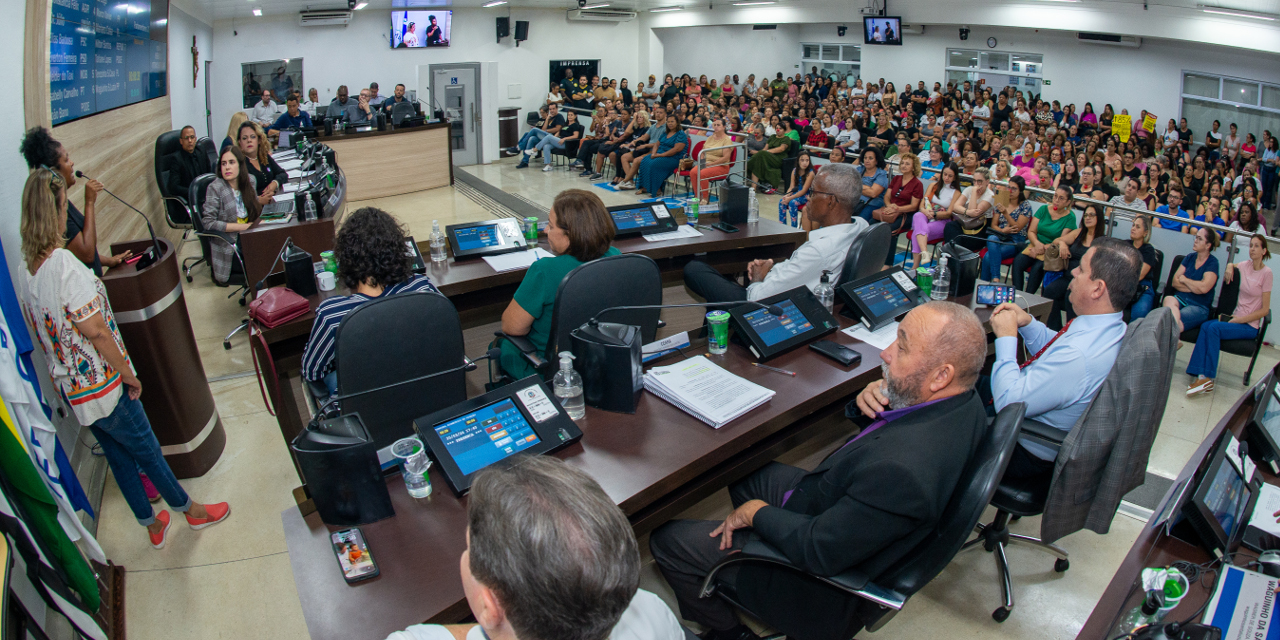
[
  {"left": 656, "top": 24, "right": 804, "bottom": 83},
  {"left": 167, "top": 2, "right": 215, "bottom": 138},
  {"left": 209, "top": 8, "right": 639, "bottom": 161}
]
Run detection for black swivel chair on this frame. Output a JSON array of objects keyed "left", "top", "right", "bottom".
[
  {"left": 154, "top": 130, "right": 208, "bottom": 276},
  {"left": 1162, "top": 253, "right": 1270, "bottom": 384},
  {"left": 492, "top": 254, "right": 663, "bottom": 382},
  {"left": 187, "top": 174, "right": 251, "bottom": 349},
  {"left": 698, "top": 402, "right": 1027, "bottom": 640},
  {"left": 333, "top": 292, "right": 466, "bottom": 452},
  {"left": 390, "top": 101, "right": 417, "bottom": 126},
  {"left": 838, "top": 222, "right": 891, "bottom": 285}
]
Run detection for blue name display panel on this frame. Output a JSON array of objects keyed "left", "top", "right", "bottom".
[
  {"left": 50, "top": 0, "right": 167, "bottom": 125},
  {"left": 434, "top": 400, "right": 542, "bottom": 476}
]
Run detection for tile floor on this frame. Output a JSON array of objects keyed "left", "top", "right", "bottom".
[{"left": 91, "top": 159, "right": 1280, "bottom": 639}]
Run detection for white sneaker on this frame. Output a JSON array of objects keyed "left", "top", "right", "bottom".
[
  {"left": 523, "top": 148, "right": 536, "bottom": 157},
  {"left": 1186, "top": 378, "right": 1214, "bottom": 396},
  {"left": 542, "top": 164, "right": 553, "bottom": 172},
  {"left": 617, "top": 181, "right": 635, "bottom": 190}
]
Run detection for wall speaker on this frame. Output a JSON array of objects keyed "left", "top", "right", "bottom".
[
  {"left": 496, "top": 16, "right": 509, "bottom": 42},
  {"left": 514, "top": 20, "right": 529, "bottom": 44}
]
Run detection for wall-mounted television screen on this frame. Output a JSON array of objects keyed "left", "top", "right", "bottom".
[
  {"left": 392, "top": 10, "right": 450, "bottom": 48},
  {"left": 50, "top": 0, "right": 169, "bottom": 125},
  {"left": 864, "top": 16, "right": 902, "bottom": 45}
]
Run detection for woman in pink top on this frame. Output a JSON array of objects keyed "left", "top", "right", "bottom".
[{"left": 1186, "top": 234, "right": 1273, "bottom": 396}]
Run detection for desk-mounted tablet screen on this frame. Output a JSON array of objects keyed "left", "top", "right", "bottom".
[
  {"left": 446, "top": 219, "right": 529, "bottom": 259},
  {"left": 1246, "top": 367, "right": 1280, "bottom": 474},
  {"left": 836, "top": 268, "right": 922, "bottom": 331},
  {"left": 415, "top": 376, "right": 582, "bottom": 495},
  {"left": 729, "top": 286, "right": 837, "bottom": 361},
  {"left": 607, "top": 203, "right": 678, "bottom": 238},
  {"left": 1178, "top": 431, "right": 1256, "bottom": 556}
]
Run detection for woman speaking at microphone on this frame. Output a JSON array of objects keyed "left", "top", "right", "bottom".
[
  {"left": 20, "top": 169, "right": 230, "bottom": 550},
  {"left": 20, "top": 127, "right": 132, "bottom": 274}
]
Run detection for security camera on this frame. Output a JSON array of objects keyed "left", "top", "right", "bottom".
[
  {"left": 959, "top": 26, "right": 970, "bottom": 40},
  {"left": 838, "top": 25, "right": 847, "bottom": 37},
  {"left": 578, "top": 0, "right": 587, "bottom": 6}
]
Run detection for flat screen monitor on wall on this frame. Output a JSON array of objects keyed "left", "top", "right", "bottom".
[
  {"left": 392, "top": 11, "right": 451, "bottom": 48},
  {"left": 863, "top": 17, "right": 902, "bottom": 45},
  {"left": 50, "top": 0, "right": 169, "bottom": 125}
]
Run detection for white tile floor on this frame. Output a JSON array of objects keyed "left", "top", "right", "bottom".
[{"left": 92, "top": 158, "right": 1280, "bottom": 639}]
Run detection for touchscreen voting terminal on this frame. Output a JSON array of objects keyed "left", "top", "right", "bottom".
[
  {"left": 414, "top": 376, "right": 583, "bottom": 495},
  {"left": 446, "top": 219, "right": 530, "bottom": 259},
  {"left": 1245, "top": 366, "right": 1280, "bottom": 475},
  {"left": 836, "top": 268, "right": 923, "bottom": 331},
  {"left": 728, "top": 286, "right": 838, "bottom": 361},
  {"left": 1174, "top": 430, "right": 1258, "bottom": 557},
  {"left": 607, "top": 203, "right": 679, "bottom": 238}
]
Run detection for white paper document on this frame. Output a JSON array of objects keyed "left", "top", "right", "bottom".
[
  {"left": 481, "top": 248, "right": 555, "bottom": 273},
  {"left": 842, "top": 321, "right": 899, "bottom": 350},
  {"left": 642, "top": 226, "right": 703, "bottom": 242},
  {"left": 1247, "top": 482, "right": 1280, "bottom": 538},
  {"left": 280, "top": 182, "right": 300, "bottom": 193},
  {"left": 277, "top": 158, "right": 303, "bottom": 172},
  {"left": 643, "top": 355, "right": 775, "bottom": 428},
  {"left": 271, "top": 193, "right": 293, "bottom": 203}
]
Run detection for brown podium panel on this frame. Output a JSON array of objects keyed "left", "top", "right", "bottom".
[{"left": 104, "top": 238, "right": 225, "bottom": 478}]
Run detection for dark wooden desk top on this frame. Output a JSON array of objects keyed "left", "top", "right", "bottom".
[
  {"left": 282, "top": 291, "right": 1052, "bottom": 640},
  {"left": 312, "top": 120, "right": 449, "bottom": 143},
  {"left": 1077, "top": 379, "right": 1266, "bottom": 639}
]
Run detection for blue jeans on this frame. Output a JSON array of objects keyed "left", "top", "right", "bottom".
[
  {"left": 90, "top": 394, "right": 191, "bottom": 526},
  {"left": 981, "top": 235, "right": 1021, "bottom": 281},
  {"left": 1186, "top": 320, "right": 1258, "bottom": 379},
  {"left": 535, "top": 135, "right": 565, "bottom": 164},
  {"left": 516, "top": 129, "right": 550, "bottom": 151},
  {"left": 323, "top": 370, "right": 339, "bottom": 396},
  {"left": 1129, "top": 284, "right": 1156, "bottom": 320},
  {"left": 779, "top": 195, "right": 807, "bottom": 227},
  {"left": 1175, "top": 295, "right": 1212, "bottom": 331},
  {"left": 857, "top": 196, "right": 885, "bottom": 222}
]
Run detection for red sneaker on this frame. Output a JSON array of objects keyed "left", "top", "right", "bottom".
[
  {"left": 185, "top": 503, "right": 231, "bottom": 530},
  {"left": 149, "top": 510, "right": 171, "bottom": 549},
  {"left": 141, "top": 473, "right": 160, "bottom": 503}
]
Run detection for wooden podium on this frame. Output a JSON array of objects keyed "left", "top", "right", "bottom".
[{"left": 103, "top": 238, "right": 225, "bottom": 478}]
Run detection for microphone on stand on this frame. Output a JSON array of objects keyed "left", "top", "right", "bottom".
[{"left": 75, "top": 171, "right": 163, "bottom": 271}]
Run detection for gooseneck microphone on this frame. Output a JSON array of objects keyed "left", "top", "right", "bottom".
[
  {"left": 587, "top": 300, "right": 784, "bottom": 327},
  {"left": 75, "top": 171, "right": 163, "bottom": 270}
]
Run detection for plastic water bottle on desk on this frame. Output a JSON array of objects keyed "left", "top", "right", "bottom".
[
  {"left": 303, "top": 196, "right": 317, "bottom": 222},
  {"left": 687, "top": 199, "right": 699, "bottom": 226},
  {"left": 931, "top": 254, "right": 950, "bottom": 300},
  {"left": 747, "top": 189, "right": 760, "bottom": 224},
  {"left": 390, "top": 437, "right": 433, "bottom": 499},
  {"left": 553, "top": 351, "right": 585, "bottom": 419},
  {"left": 429, "top": 220, "right": 448, "bottom": 263},
  {"left": 814, "top": 270, "right": 835, "bottom": 313}
]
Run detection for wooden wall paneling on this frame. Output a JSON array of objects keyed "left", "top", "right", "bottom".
[
  {"left": 24, "top": 0, "right": 50, "bottom": 130},
  {"left": 323, "top": 127, "right": 452, "bottom": 201}
]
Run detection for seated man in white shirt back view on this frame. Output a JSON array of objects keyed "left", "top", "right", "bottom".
[
  {"left": 682, "top": 163, "right": 869, "bottom": 302},
  {"left": 386, "top": 456, "right": 685, "bottom": 640}
]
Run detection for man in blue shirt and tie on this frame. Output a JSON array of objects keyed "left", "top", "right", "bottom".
[{"left": 987, "top": 237, "right": 1142, "bottom": 479}]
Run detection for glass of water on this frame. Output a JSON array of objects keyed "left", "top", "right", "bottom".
[{"left": 390, "top": 437, "right": 433, "bottom": 499}]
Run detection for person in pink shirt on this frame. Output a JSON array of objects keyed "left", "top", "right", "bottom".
[{"left": 1186, "top": 234, "right": 1273, "bottom": 396}]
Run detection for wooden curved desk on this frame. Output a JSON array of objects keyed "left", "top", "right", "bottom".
[{"left": 313, "top": 122, "right": 453, "bottom": 200}]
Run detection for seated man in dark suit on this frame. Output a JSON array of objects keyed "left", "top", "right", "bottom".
[
  {"left": 651, "top": 300, "right": 990, "bottom": 640},
  {"left": 162, "top": 126, "right": 211, "bottom": 200}
]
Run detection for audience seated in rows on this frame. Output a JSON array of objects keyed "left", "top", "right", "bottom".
[{"left": 1162, "top": 226, "right": 1221, "bottom": 335}]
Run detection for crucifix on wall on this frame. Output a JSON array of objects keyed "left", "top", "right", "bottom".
[{"left": 192, "top": 36, "right": 199, "bottom": 88}]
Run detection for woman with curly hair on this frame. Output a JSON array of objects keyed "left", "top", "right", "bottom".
[{"left": 301, "top": 207, "right": 440, "bottom": 395}]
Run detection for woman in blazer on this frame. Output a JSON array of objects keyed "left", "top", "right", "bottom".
[{"left": 202, "top": 146, "right": 262, "bottom": 284}]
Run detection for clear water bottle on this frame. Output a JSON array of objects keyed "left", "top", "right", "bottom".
[
  {"left": 429, "top": 220, "right": 448, "bottom": 263},
  {"left": 390, "top": 437, "right": 433, "bottom": 499},
  {"left": 687, "top": 199, "right": 699, "bottom": 226},
  {"left": 1112, "top": 592, "right": 1163, "bottom": 638},
  {"left": 931, "top": 254, "right": 951, "bottom": 300},
  {"left": 553, "top": 351, "right": 585, "bottom": 420},
  {"left": 814, "top": 270, "right": 835, "bottom": 313},
  {"left": 303, "top": 195, "right": 317, "bottom": 221},
  {"left": 747, "top": 188, "right": 760, "bottom": 224}
]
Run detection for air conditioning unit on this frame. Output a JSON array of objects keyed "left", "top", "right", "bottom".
[
  {"left": 900, "top": 23, "right": 925, "bottom": 35},
  {"left": 567, "top": 8, "right": 638, "bottom": 21},
  {"left": 1076, "top": 32, "right": 1141, "bottom": 47},
  {"left": 299, "top": 9, "right": 353, "bottom": 26}
]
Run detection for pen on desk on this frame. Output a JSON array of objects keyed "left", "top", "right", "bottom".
[{"left": 752, "top": 363, "right": 797, "bottom": 376}]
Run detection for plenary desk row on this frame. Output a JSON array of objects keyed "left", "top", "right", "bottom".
[
  {"left": 280, "top": 292, "right": 1054, "bottom": 640},
  {"left": 1077, "top": 369, "right": 1276, "bottom": 639},
  {"left": 253, "top": 220, "right": 808, "bottom": 464},
  {"left": 237, "top": 169, "right": 349, "bottom": 289},
  {"left": 312, "top": 121, "right": 453, "bottom": 201}
]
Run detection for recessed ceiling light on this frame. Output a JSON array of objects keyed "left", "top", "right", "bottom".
[
  {"left": 581, "top": 2, "right": 610, "bottom": 8},
  {"left": 649, "top": 5, "right": 683, "bottom": 11},
  {"left": 483, "top": 0, "right": 507, "bottom": 6},
  {"left": 733, "top": 1, "right": 775, "bottom": 5},
  {"left": 252, "top": 7, "right": 262, "bottom": 16},
  {"left": 1199, "top": 5, "right": 1277, "bottom": 19},
  {"left": 353, "top": 1, "right": 368, "bottom": 8},
  {"left": 1037, "top": 0, "right": 1082, "bottom": 3}
]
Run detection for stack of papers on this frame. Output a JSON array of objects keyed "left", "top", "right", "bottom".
[
  {"left": 278, "top": 158, "right": 304, "bottom": 172},
  {"left": 643, "top": 356, "right": 775, "bottom": 428},
  {"left": 643, "top": 226, "right": 703, "bottom": 242},
  {"left": 481, "top": 248, "right": 555, "bottom": 272}
]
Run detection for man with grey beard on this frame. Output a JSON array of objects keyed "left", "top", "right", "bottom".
[{"left": 651, "top": 301, "right": 989, "bottom": 640}]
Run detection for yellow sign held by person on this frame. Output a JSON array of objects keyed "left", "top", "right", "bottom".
[
  {"left": 1143, "top": 114, "right": 1157, "bottom": 133},
  {"left": 1112, "top": 114, "right": 1131, "bottom": 142}
]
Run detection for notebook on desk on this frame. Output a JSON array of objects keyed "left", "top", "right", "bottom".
[{"left": 642, "top": 355, "right": 774, "bottom": 429}]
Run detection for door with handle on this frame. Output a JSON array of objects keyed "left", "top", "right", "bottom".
[{"left": 430, "top": 64, "right": 481, "bottom": 166}]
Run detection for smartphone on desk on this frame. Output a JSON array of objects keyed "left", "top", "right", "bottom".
[
  {"left": 975, "top": 283, "right": 1016, "bottom": 307},
  {"left": 712, "top": 222, "right": 739, "bottom": 233},
  {"left": 331, "top": 527, "right": 379, "bottom": 584}
]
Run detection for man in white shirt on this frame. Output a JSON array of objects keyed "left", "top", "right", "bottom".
[
  {"left": 682, "top": 163, "right": 868, "bottom": 302},
  {"left": 384, "top": 457, "right": 685, "bottom": 640},
  {"left": 986, "top": 237, "right": 1141, "bottom": 478},
  {"left": 250, "top": 90, "right": 278, "bottom": 126},
  {"left": 301, "top": 88, "right": 321, "bottom": 116}
]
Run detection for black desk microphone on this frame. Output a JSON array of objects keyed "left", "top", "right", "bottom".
[{"left": 75, "top": 171, "right": 163, "bottom": 270}]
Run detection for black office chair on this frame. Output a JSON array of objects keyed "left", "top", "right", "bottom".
[
  {"left": 1162, "top": 254, "right": 1271, "bottom": 384},
  {"left": 333, "top": 292, "right": 466, "bottom": 451},
  {"left": 550, "top": 139, "right": 582, "bottom": 167},
  {"left": 154, "top": 130, "right": 192, "bottom": 230},
  {"left": 390, "top": 101, "right": 417, "bottom": 126},
  {"left": 838, "top": 222, "right": 891, "bottom": 285},
  {"left": 187, "top": 174, "right": 251, "bottom": 349},
  {"left": 698, "top": 402, "right": 1026, "bottom": 640},
  {"left": 492, "top": 254, "right": 663, "bottom": 382}
]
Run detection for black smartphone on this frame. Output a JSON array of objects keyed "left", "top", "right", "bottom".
[
  {"left": 809, "top": 340, "right": 862, "bottom": 367},
  {"left": 712, "top": 221, "right": 739, "bottom": 233},
  {"left": 331, "top": 527, "right": 379, "bottom": 584},
  {"left": 975, "top": 283, "right": 1017, "bottom": 307}
]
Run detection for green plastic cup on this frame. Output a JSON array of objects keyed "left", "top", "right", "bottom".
[
  {"left": 916, "top": 267, "right": 933, "bottom": 299},
  {"left": 707, "top": 311, "right": 730, "bottom": 355}
]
